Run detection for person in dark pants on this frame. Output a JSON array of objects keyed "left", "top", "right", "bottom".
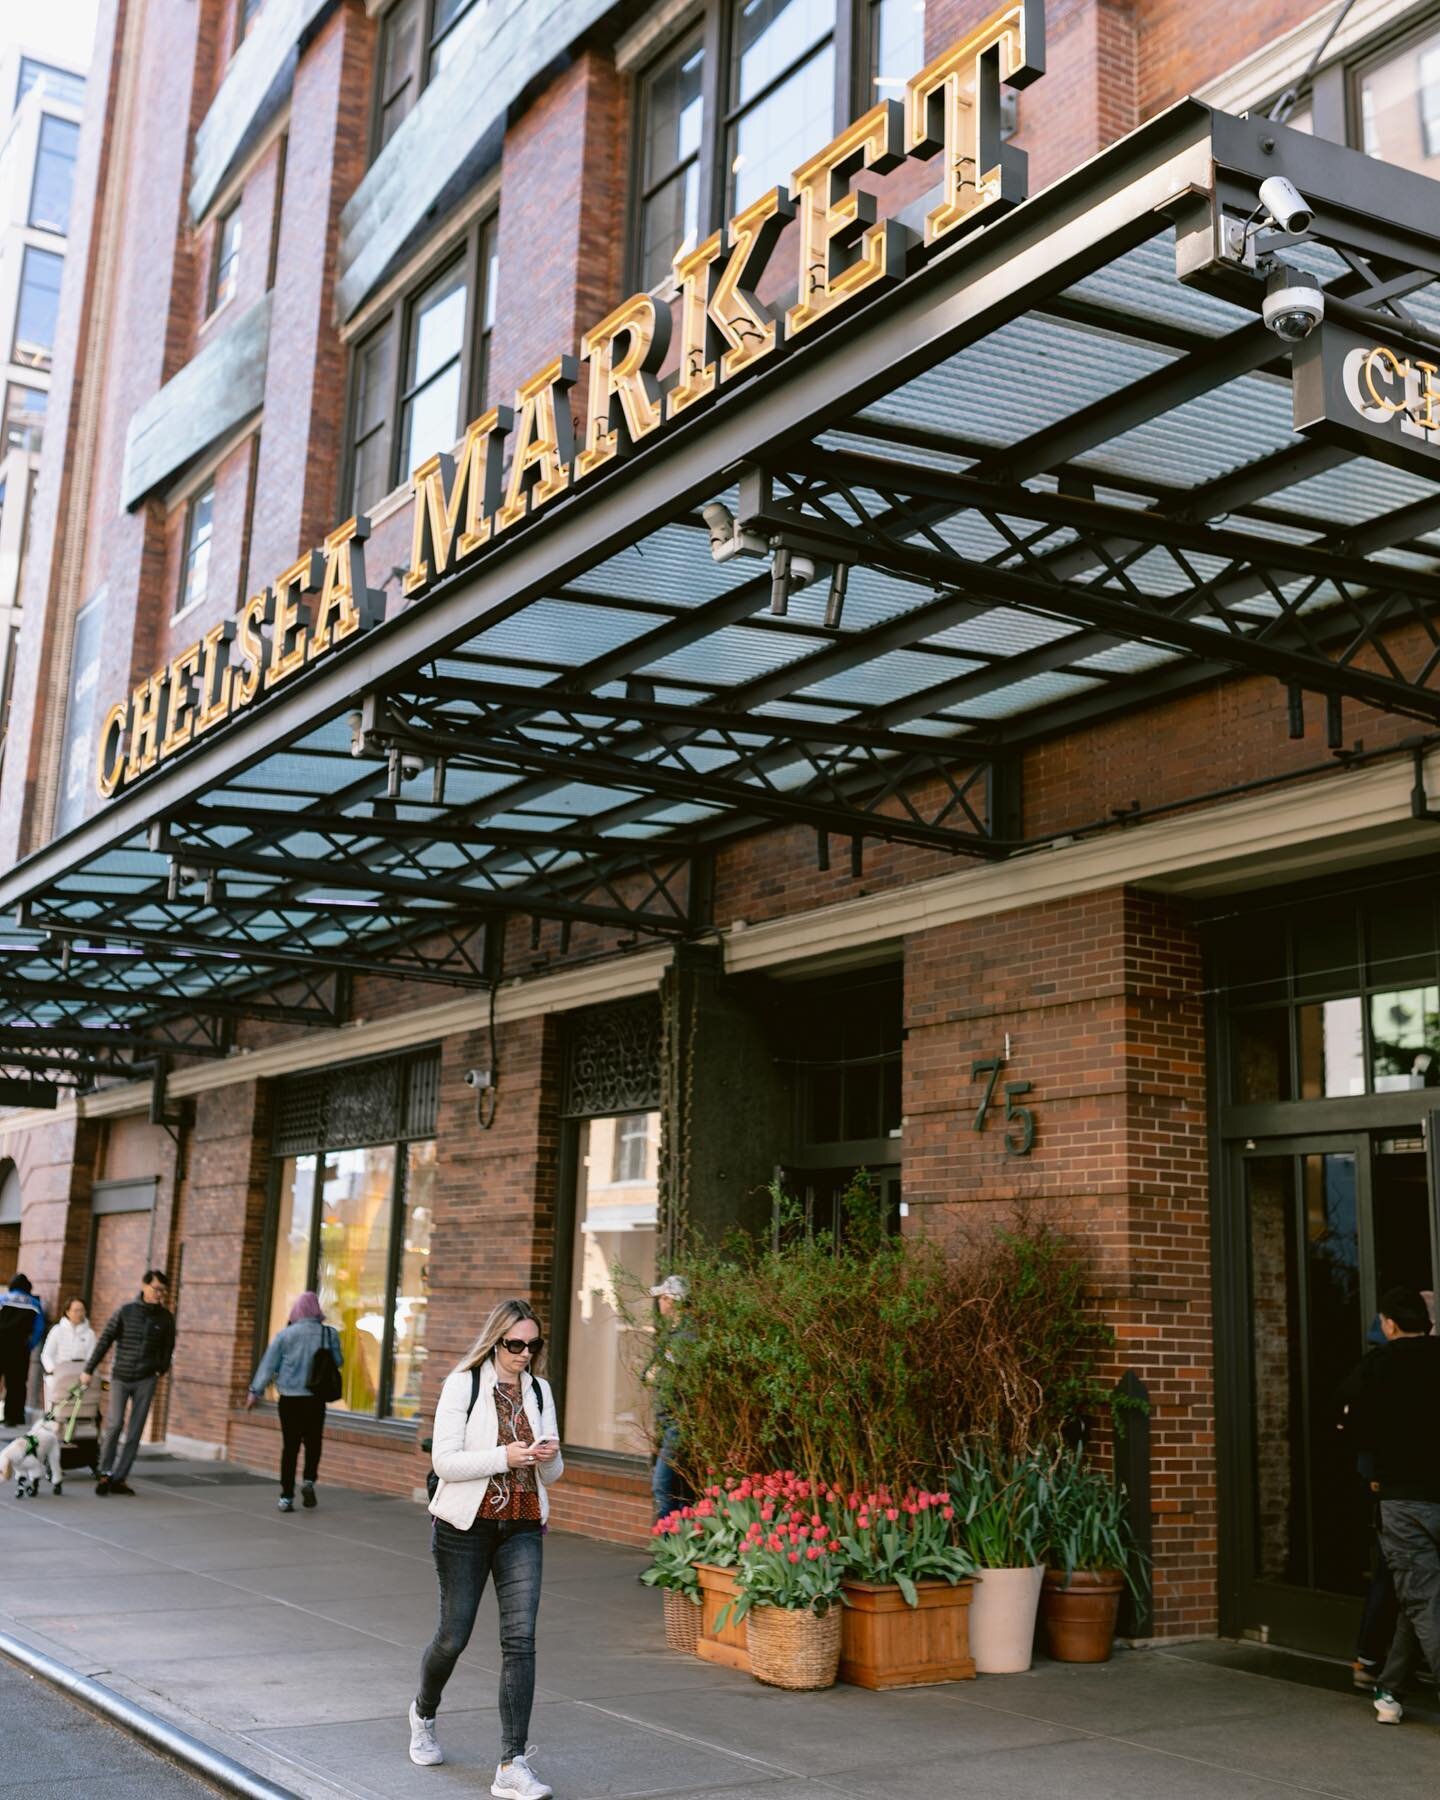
[
  {"left": 646, "top": 1274, "right": 692, "bottom": 1521},
  {"left": 80, "top": 1270, "right": 175, "bottom": 1494},
  {"left": 1341, "top": 1313, "right": 1402, "bottom": 1689},
  {"left": 0, "top": 1275, "right": 45, "bottom": 1428},
  {"left": 413, "top": 1298, "right": 563, "bottom": 1800},
  {"left": 245, "top": 1291, "right": 343, "bottom": 1511},
  {"left": 1342, "top": 1285, "right": 1440, "bottom": 1724}
]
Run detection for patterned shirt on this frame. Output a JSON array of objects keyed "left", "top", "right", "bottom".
[{"left": 479, "top": 1380, "right": 542, "bottom": 1521}]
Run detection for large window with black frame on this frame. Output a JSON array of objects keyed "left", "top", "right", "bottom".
[
  {"left": 370, "top": 0, "right": 482, "bottom": 157},
  {"left": 263, "top": 1051, "right": 439, "bottom": 1422},
  {"left": 344, "top": 214, "right": 498, "bottom": 516},
  {"left": 630, "top": 0, "right": 928, "bottom": 289}
]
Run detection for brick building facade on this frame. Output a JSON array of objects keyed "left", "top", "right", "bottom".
[{"left": 3, "top": 0, "right": 1440, "bottom": 1658}]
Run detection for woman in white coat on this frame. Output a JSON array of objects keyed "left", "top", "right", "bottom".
[
  {"left": 41, "top": 1297, "right": 97, "bottom": 1409},
  {"left": 410, "top": 1298, "right": 563, "bottom": 1800}
]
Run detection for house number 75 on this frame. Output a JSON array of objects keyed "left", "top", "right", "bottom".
[{"left": 971, "top": 1056, "right": 1036, "bottom": 1156}]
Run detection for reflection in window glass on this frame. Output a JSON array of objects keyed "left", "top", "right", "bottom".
[
  {"left": 728, "top": 0, "right": 836, "bottom": 214},
  {"left": 428, "top": 0, "right": 480, "bottom": 77},
  {"left": 30, "top": 114, "right": 79, "bottom": 236},
  {"left": 53, "top": 593, "right": 102, "bottom": 837},
  {"left": 211, "top": 204, "right": 242, "bottom": 312},
  {"left": 18, "top": 59, "right": 85, "bottom": 110},
  {"left": 566, "top": 1113, "right": 659, "bottom": 1454},
  {"left": 1233, "top": 1009, "right": 1292, "bottom": 1104},
  {"left": 869, "top": 0, "right": 925, "bottom": 94},
  {"left": 317, "top": 1145, "right": 397, "bottom": 1416},
  {"left": 2, "top": 384, "right": 45, "bottom": 454},
  {"left": 267, "top": 1156, "right": 317, "bottom": 1346},
  {"left": 1370, "top": 986, "right": 1440, "bottom": 1091},
  {"left": 377, "top": 0, "right": 422, "bottom": 150},
  {"left": 178, "top": 482, "right": 215, "bottom": 614},
  {"left": 14, "top": 247, "right": 63, "bottom": 371},
  {"left": 350, "top": 319, "right": 397, "bottom": 511},
  {"left": 1298, "top": 996, "right": 1365, "bottom": 1098},
  {"left": 639, "top": 32, "right": 705, "bottom": 291},
  {"left": 1360, "top": 31, "right": 1440, "bottom": 172},
  {"left": 1301, "top": 1151, "right": 1367, "bottom": 1593},
  {"left": 399, "top": 262, "right": 466, "bottom": 482},
  {"left": 390, "top": 1140, "right": 434, "bottom": 1420}
]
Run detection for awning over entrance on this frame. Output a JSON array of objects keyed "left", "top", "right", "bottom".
[{"left": 6, "top": 102, "right": 1440, "bottom": 1089}]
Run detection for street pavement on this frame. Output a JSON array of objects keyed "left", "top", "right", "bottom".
[
  {"left": 0, "top": 1655, "right": 217, "bottom": 1798},
  {"left": 1, "top": 1439, "right": 1438, "bottom": 1800}
]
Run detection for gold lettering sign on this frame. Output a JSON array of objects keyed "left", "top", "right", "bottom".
[{"left": 95, "top": 5, "right": 1042, "bottom": 799}]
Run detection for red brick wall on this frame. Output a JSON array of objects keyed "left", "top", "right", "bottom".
[{"left": 903, "top": 887, "right": 1212, "bottom": 1636}]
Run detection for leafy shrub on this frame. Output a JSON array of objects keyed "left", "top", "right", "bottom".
[{"left": 1043, "top": 1439, "right": 1147, "bottom": 1598}]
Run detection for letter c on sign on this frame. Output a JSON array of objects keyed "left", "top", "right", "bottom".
[
  {"left": 96, "top": 701, "right": 127, "bottom": 798},
  {"left": 1343, "top": 344, "right": 1407, "bottom": 422}
]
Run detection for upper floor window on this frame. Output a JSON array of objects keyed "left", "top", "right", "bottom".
[
  {"left": 17, "top": 58, "right": 85, "bottom": 112},
  {"left": 30, "top": 114, "right": 80, "bottom": 236},
  {"left": 345, "top": 213, "right": 497, "bottom": 515},
  {"left": 2, "top": 385, "right": 45, "bottom": 456},
  {"left": 1358, "top": 25, "right": 1440, "bottom": 174},
  {"left": 372, "top": 0, "right": 481, "bottom": 157},
  {"left": 13, "top": 247, "right": 63, "bottom": 372},
  {"left": 237, "top": 0, "right": 264, "bottom": 46},
  {"left": 210, "top": 202, "right": 243, "bottom": 315},
  {"left": 178, "top": 481, "right": 216, "bottom": 616},
  {"left": 632, "top": 0, "right": 925, "bottom": 289}
]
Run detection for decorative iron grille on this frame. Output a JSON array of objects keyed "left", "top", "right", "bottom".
[
  {"left": 562, "top": 1000, "right": 662, "bottom": 1117},
  {"left": 272, "top": 1049, "right": 440, "bottom": 1155}
]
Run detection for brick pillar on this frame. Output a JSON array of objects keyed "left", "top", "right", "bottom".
[
  {"left": 903, "top": 886, "right": 1212, "bottom": 1637},
  {"left": 245, "top": 0, "right": 374, "bottom": 590}
]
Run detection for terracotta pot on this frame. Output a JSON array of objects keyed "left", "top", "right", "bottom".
[
  {"left": 695, "top": 1563, "right": 750, "bottom": 1673},
  {"left": 839, "top": 1578, "right": 976, "bottom": 1688},
  {"left": 746, "top": 1603, "right": 842, "bottom": 1690},
  {"left": 662, "top": 1587, "right": 701, "bottom": 1654},
  {"left": 1041, "top": 1568, "right": 1125, "bottom": 1663},
  {"left": 968, "top": 1565, "right": 1045, "bottom": 1673}
]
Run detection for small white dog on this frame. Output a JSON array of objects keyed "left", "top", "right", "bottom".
[{"left": 0, "top": 1425, "right": 63, "bottom": 1497}]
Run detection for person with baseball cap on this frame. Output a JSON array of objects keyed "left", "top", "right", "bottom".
[{"left": 646, "top": 1274, "right": 690, "bottom": 1521}]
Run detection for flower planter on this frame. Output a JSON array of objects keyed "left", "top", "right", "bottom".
[
  {"left": 838, "top": 1578, "right": 976, "bottom": 1689},
  {"left": 1040, "top": 1568, "right": 1125, "bottom": 1663},
  {"left": 746, "top": 1604, "right": 842, "bottom": 1690},
  {"left": 695, "top": 1564, "right": 750, "bottom": 1673},
  {"left": 968, "top": 1565, "right": 1045, "bottom": 1673},
  {"left": 662, "top": 1588, "right": 702, "bottom": 1654}
]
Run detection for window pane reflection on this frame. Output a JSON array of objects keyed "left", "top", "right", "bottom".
[
  {"left": 566, "top": 1113, "right": 659, "bottom": 1455},
  {"left": 317, "top": 1145, "right": 396, "bottom": 1416},
  {"left": 1370, "top": 986, "right": 1440, "bottom": 1090},
  {"left": 870, "top": 0, "right": 925, "bottom": 95},
  {"left": 400, "top": 263, "right": 466, "bottom": 480},
  {"left": 1233, "top": 1009, "right": 1292, "bottom": 1104},
  {"left": 390, "top": 1140, "right": 434, "bottom": 1420},
  {"left": 730, "top": 42, "right": 834, "bottom": 212},
  {"left": 267, "top": 1155, "right": 316, "bottom": 1346},
  {"left": 1360, "top": 31, "right": 1440, "bottom": 175},
  {"left": 1298, "top": 997, "right": 1364, "bottom": 1098}
]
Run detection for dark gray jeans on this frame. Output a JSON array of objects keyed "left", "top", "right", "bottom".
[
  {"left": 100, "top": 1374, "right": 157, "bottom": 1482},
  {"left": 1378, "top": 1499, "right": 1440, "bottom": 1695},
  {"left": 417, "top": 1517, "right": 543, "bottom": 1759}
]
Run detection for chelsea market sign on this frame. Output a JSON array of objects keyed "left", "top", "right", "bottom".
[{"left": 95, "top": 1, "right": 1044, "bottom": 801}]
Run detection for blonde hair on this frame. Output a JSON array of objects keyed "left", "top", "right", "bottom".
[{"left": 454, "top": 1298, "right": 545, "bottom": 1377}]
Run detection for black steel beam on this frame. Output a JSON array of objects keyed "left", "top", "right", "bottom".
[
  {"left": 0, "top": 974, "right": 341, "bottom": 1027},
  {"left": 0, "top": 1024, "right": 229, "bottom": 1059}
]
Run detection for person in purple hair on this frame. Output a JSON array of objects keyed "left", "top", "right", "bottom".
[{"left": 246, "top": 1291, "right": 343, "bottom": 1512}]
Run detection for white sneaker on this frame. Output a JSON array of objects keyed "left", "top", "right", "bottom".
[
  {"left": 1374, "top": 1687, "right": 1404, "bottom": 1724},
  {"left": 491, "top": 1751, "right": 551, "bottom": 1799},
  {"left": 408, "top": 1701, "right": 443, "bottom": 1765}
]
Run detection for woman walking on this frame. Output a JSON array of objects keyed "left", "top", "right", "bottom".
[
  {"left": 411, "top": 1299, "right": 562, "bottom": 1800},
  {"left": 245, "top": 1292, "right": 342, "bottom": 1511},
  {"left": 40, "top": 1297, "right": 97, "bottom": 1409}
]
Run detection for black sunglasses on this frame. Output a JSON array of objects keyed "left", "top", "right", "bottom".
[{"left": 499, "top": 1336, "right": 542, "bottom": 1356}]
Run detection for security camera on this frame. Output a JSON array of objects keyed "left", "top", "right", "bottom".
[
  {"left": 464, "top": 1068, "right": 493, "bottom": 1090},
  {"left": 1262, "top": 267, "right": 1324, "bottom": 342},
  {"left": 700, "top": 498, "right": 768, "bottom": 565},
  {"left": 1258, "top": 175, "right": 1313, "bottom": 236},
  {"left": 790, "top": 553, "right": 816, "bottom": 592}
]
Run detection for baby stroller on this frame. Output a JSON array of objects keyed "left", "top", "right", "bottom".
[{"left": 46, "top": 1373, "right": 103, "bottom": 1475}]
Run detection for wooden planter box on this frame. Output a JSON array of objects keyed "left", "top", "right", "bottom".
[
  {"left": 696, "top": 1564, "right": 750, "bottom": 1673},
  {"left": 839, "top": 1578, "right": 976, "bottom": 1689}
]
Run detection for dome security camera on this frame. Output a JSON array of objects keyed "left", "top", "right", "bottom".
[
  {"left": 1263, "top": 267, "right": 1324, "bottom": 342},
  {"left": 1258, "top": 175, "right": 1313, "bottom": 236}
]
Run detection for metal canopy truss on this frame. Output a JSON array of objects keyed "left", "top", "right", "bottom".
[{"left": 7, "top": 103, "right": 1440, "bottom": 1081}]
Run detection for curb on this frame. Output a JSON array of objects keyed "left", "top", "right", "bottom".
[{"left": 0, "top": 1628, "right": 303, "bottom": 1800}]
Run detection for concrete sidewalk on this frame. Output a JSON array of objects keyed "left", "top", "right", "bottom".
[{"left": 2, "top": 1446, "right": 1438, "bottom": 1800}]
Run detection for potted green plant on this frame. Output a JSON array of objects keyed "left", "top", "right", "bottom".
[
  {"left": 640, "top": 1507, "right": 707, "bottom": 1653},
  {"left": 1040, "top": 1442, "right": 1146, "bottom": 1662},
  {"left": 723, "top": 1493, "right": 847, "bottom": 1690},
  {"left": 829, "top": 1485, "right": 977, "bottom": 1688},
  {"left": 950, "top": 1441, "right": 1050, "bottom": 1673}
]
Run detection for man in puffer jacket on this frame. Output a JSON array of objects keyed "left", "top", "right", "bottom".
[
  {"left": 0, "top": 1274, "right": 45, "bottom": 1427},
  {"left": 80, "top": 1270, "right": 175, "bottom": 1495}
]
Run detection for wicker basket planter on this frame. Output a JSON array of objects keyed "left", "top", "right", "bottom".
[
  {"left": 745, "top": 1604, "right": 843, "bottom": 1691},
  {"left": 839, "top": 1578, "right": 976, "bottom": 1689},
  {"left": 662, "top": 1588, "right": 702, "bottom": 1654},
  {"left": 695, "top": 1564, "right": 750, "bottom": 1673}
]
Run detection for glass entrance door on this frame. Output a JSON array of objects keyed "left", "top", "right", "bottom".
[{"left": 1227, "top": 1132, "right": 1438, "bottom": 1654}]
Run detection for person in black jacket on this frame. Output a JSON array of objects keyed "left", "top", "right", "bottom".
[
  {"left": 80, "top": 1270, "right": 175, "bottom": 1496},
  {"left": 1342, "top": 1285, "right": 1440, "bottom": 1725}
]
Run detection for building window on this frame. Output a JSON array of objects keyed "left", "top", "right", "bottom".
[
  {"left": 2, "top": 385, "right": 46, "bottom": 455},
  {"left": 345, "top": 213, "right": 496, "bottom": 514},
  {"left": 237, "top": 0, "right": 264, "bottom": 45},
  {"left": 265, "top": 1053, "right": 438, "bottom": 1421},
  {"left": 177, "top": 482, "right": 215, "bottom": 615},
  {"left": 1356, "top": 27, "right": 1440, "bottom": 171},
  {"left": 14, "top": 247, "right": 63, "bottom": 372},
  {"left": 54, "top": 593, "right": 103, "bottom": 837},
  {"left": 630, "top": 0, "right": 926, "bottom": 288},
  {"left": 30, "top": 114, "right": 80, "bottom": 236},
  {"left": 209, "top": 202, "right": 243, "bottom": 314},
  {"left": 17, "top": 58, "right": 85, "bottom": 111},
  {"left": 611, "top": 1113, "right": 653, "bottom": 1184},
  {"left": 372, "top": 0, "right": 481, "bottom": 156}
]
